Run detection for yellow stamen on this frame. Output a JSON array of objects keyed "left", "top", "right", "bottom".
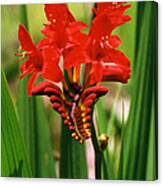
[
  {"left": 73, "top": 67, "right": 77, "bottom": 83},
  {"left": 75, "top": 136, "right": 79, "bottom": 140},
  {"left": 82, "top": 118, "right": 86, "bottom": 123},
  {"left": 83, "top": 123, "right": 90, "bottom": 129},
  {"left": 86, "top": 132, "right": 91, "bottom": 137},
  {"left": 81, "top": 112, "right": 85, "bottom": 118},
  {"left": 80, "top": 104, "right": 85, "bottom": 111}
]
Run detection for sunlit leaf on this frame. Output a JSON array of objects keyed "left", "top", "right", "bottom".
[{"left": 1, "top": 70, "right": 32, "bottom": 177}]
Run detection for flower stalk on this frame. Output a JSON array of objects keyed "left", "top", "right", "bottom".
[
  {"left": 91, "top": 120, "right": 103, "bottom": 179},
  {"left": 17, "top": 2, "right": 132, "bottom": 179}
]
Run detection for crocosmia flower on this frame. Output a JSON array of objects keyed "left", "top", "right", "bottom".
[{"left": 17, "top": 3, "right": 131, "bottom": 144}]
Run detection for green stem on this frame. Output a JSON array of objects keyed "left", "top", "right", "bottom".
[
  {"left": 91, "top": 120, "right": 102, "bottom": 179},
  {"left": 20, "top": 5, "right": 28, "bottom": 29}
]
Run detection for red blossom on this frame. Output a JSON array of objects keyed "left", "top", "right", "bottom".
[
  {"left": 42, "top": 4, "right": 88, "bottom": 52},
  {"left": 18, "top": 24, "right": 43, "bottom": 95},
  {"left": 93, "top": 2, "right": 131, "bottom": 28},
  {"left": 42, "top": 47, "right": 63, "bottom": 82},
  {"left": 45, "top": 4, "right": 75, "bottom": 24},
  {"left": 41, "top": 4, "right": 89, "bottom": 83},
  {"left": 18, "top": 24, "right": 63, "bottom": 95},
  {"left": 17, "top": 3, "right": 132, "bottom": 143},
  {"left": 83, "top": 2, "right": 131, "bottom": 85}
]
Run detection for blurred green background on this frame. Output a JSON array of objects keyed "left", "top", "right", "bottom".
[{"left": 1, "top": 2, "right": 157, "bottom": 180}]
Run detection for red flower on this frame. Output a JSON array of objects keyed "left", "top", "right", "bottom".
[
  {"left": 63, "top": 2, "right": 131, "bottom": 85},
  {"left": 18, "top": 24, "right": 43, "bottom": 95},
  {"left": 93, "top": 2, "right": 131, "bottom": 27},
  {"left": 42, "top": 47, "right": 63, "bottom": 82},
  {"left": 18, "top": 24, "right": 63, "bottom": 95},
  {"left": 42, "top": 4, "right": 87, "bottom": 52},
  {"left": 41, "top": 4, "right": 89, "bottom": 83},
  {"left": 84, "top": 3, "right": 131, "bottom": 85},
  {"left": 17, "top": 3, "right": 132, "bottom": 143},
  {"left": 44, "top": 4, "right": 75, "bottom": 23}
]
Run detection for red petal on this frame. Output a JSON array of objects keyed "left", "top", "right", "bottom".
[
  {"left": 42, "top": 23, "right": 69, "bottom": 50},
  {"left": 18, "top": 24, "right": 36, "bottom": 52},
  {"left": 102, "top": 63, "right": 130, "bottom": 83},
  {"left": 109, "top": 4, "right": 131, "bottom": 17},
  {"left": 20, "top": 59, "right": 31, "bottom": 72},
  {"left": 103, "top": 48, "right": 130, "bottom": 66},
  {"left": 20, "top": 62, "right": 34, "bottom": 79},
  {"left": 32, "top": 81, "right": 61, "bottom": 95},
  {"left": 93, "top": 2, "right": 120, "bottom": 15},
  {"left": 90, "top": 14, "right": 113, "bottom": 40},
  {"left": 42, "top": 47, "right": 63, "bottom": 82},
  {"left": 70, "top": 32, "right": 89, "bottom": 48},
  {"left": 41, "top": 24, "right": 55, "bottom": 38},
  {"left": 44, "top": 4, "right": 75, "bottom": 23},
  {"left": 92, "top": 3, "right": 131, "bottom": 34},
  {"left": 95, "top": 2, "right": 131, "bottom": 16},
  {"left": 109, "top": 35, "right": 121, "bottom": 48},
  {"left": 67, "top": 21, "right": 87, "bottom": 34},
  {"left": 91, "top": 62, "right": 103, "bottom": 83},
  {"left": 64, "top": 47, "right": 90, "bottom": 69},
  {"left": 37, "top": 38, "right": 50, "bottom": 48},
  {"left": 27, "top": 73, "right": 39, "bottom": 96}
]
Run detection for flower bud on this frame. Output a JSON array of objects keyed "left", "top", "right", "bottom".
[{"left": 98, "top": 134, "right": 109, "bottom": 150}]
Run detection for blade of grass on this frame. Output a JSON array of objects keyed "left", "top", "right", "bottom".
[
  {"left": 145, "top": 89, "right": 156, "bottom": 180},
  {"left": 33, "top": 97, "right": 56, "bottom": 177},
  {"left": 17, "top": 5, "right": 56, "bottom": 177},
  {"left": 17, "top": 4, "right": 36, "bottom": 175},
  {"left": 95, "top": 2, "right": 138, "bottom": 179},
  {"left": 1, "top": 70, "right": 32, "bottom": 177},
  {"left": 146, "top": 2, "right": 158, "bottom": 178},
  {"left": 95, "top": 99, "right": 108, "bottom": 134},
  {"left": 59, "top": 123, "right": 88, "bottom": 179},
  {"left": 119, "top": 1, "right": 158, "bottom": 180},
  {"left": 101, "top": 88, "right": 121, "bottom": 180},
  {"left": 135, "top": 3, "right": 157, "bottom": 179}
]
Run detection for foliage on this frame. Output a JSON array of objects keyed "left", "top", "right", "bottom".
[{"left": 1, "top": 2, "right": 157, "bottom": 180}]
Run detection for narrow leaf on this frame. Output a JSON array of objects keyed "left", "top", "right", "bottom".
[
  {"left": 17, "top": 5, "right": 56, "bottom": 177},
  {"left": 1, "top": 70, "right": 32, "bottom": 177},
  {"left": 60, "top": 123, "right": 88, "bottom": 179},
  {"left": 119, "top": 1, "right": 158, "bottom": 180}
]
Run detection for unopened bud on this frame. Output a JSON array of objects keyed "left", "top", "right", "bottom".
[{"left": 98, "top": 134, "right": 109, "bottom": 150}]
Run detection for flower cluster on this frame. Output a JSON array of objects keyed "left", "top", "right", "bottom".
[{"left": 17, "top": 3, "right": 131, "bottom": 144}]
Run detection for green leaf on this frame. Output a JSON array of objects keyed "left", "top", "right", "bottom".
[
  {"left": 60, "top": 123, "right": 88, "bottom": 179},
  {"left": 145, "top": 89, "right": 157, "bottom": 180},
  {"left": 95, "top": 99, "right": 108, "bottom": 133},
  {"left": 95, "top": 2, "right": 138, "bottom": 180},
  {"left": 16, "top": 5, "right": 56, "bottom": 177},
  {"left": 99, "top": 88, "right": 122, "bottom": 180},
  {"left": 17, "top": 80, "right": 56, "bottom": 177},
  {"left": 119, "top": 1, "right": 158, "bottom": 180},
  {"left": 33, "top": 97, "right": 56, "bottom": 178},
  {"left": 1, "top": 70, "right": 32, "bottom": 177}
]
